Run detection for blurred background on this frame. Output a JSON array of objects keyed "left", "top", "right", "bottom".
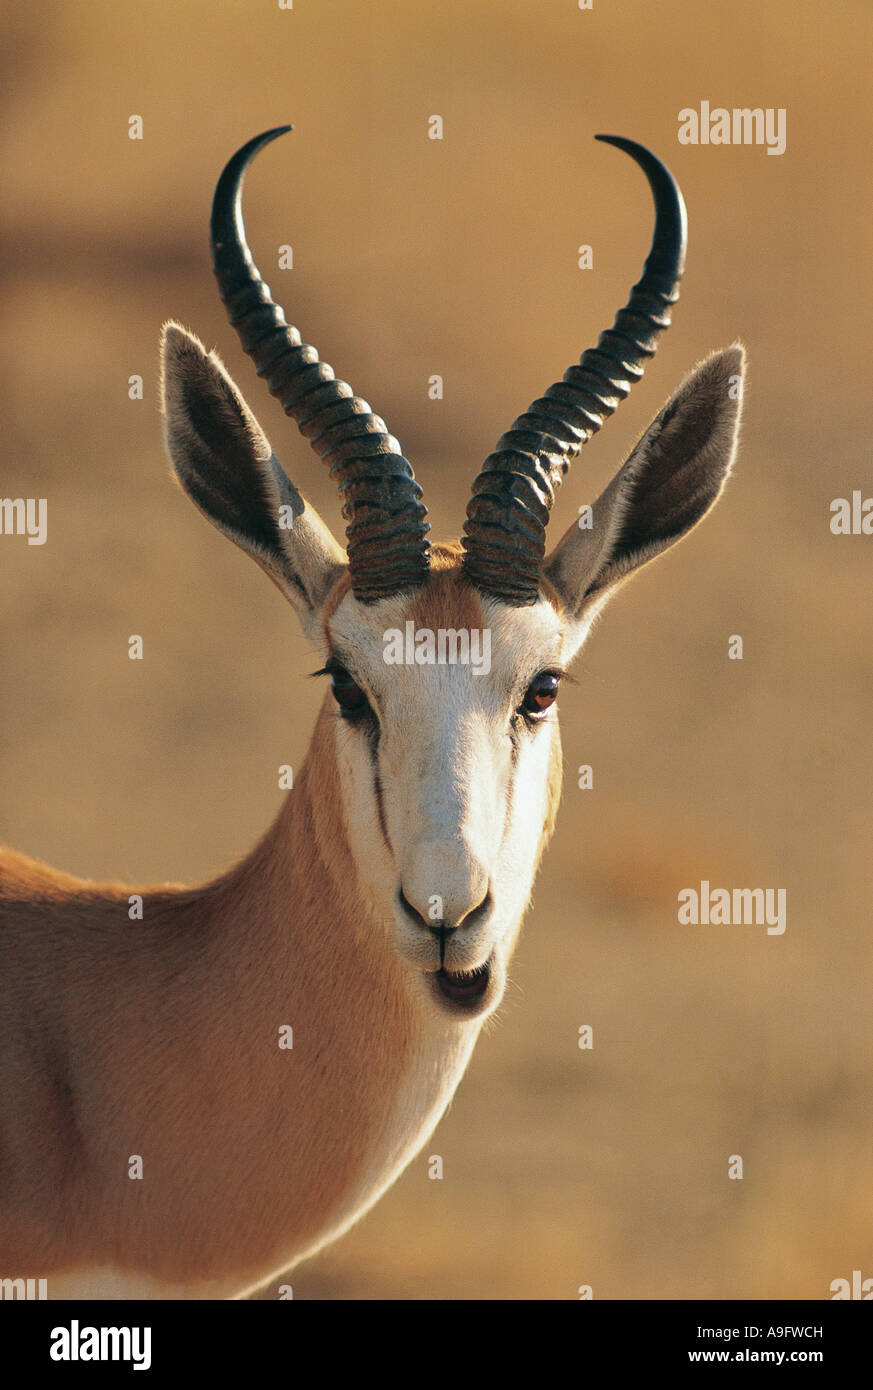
[{"left": 1, "top": 0, "right": 871, "bottom": 1299}]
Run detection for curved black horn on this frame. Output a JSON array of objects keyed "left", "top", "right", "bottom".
[
  {"left": 461, "top": 135, "right": 687, "bottom": 605},
  {"left": 211, "top": 127, "right": 430, "bottom": 603}
]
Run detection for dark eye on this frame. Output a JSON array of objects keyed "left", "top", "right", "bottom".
[
  {"left": 329, "top": 665, "right": 369, "bottom": 717},
  {"left": 521, "top": 671, "right": 560, "bottom": 717}
]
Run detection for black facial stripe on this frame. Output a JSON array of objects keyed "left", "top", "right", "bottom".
[
  {"left": 368, "top": 731, "right": 392, "bottom": 856},
  {"left": 508, "top": 719, "right": 521, "bottom": 765},
  {"left": 501, "top": 721, "right": 520, "bottom": 849}
]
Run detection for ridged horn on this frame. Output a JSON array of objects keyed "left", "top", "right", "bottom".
[
  {"left": 461, "top": 135, "right": 687, "bottom": 605},
  {"left": 210, "top": 126, "right": 430, "bottom": 603}
]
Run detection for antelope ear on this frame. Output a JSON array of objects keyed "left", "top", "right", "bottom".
[
  {"left": 160, "top": 323, "right": 346, "bottom": 641},
  {"left": 544, "top": 346, "right": 744, "bottom": 655}
]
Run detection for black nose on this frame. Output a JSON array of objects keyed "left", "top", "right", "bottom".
[
  {"left": 430, "top": 922, "right": 455, "bottom": 967},
  {"left": 399, "top": 887, "right": 440, "bottom": 929},
  {"left": 398, "top": 887, "right": 493, "bottom": 932}
]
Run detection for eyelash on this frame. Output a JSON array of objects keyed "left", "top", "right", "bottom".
[{"left": 313, "top": 662, "right": 373, "bottom": 721}]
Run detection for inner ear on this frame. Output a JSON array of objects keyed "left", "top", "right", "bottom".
[
  {"left": 162, "top": 322, "right": 294, "bottom": 560},
  {"left": 170, "top": 340, "right": 292, "bottom": 559},
  {"left": 589, "top": 359, "right": 741, "bottom": 592},
  {"left": 161, "top": 322, "right": 347, "bottom": 632},
  {"left": 544, "top": 345, "right": 744, "bottom": 629}
]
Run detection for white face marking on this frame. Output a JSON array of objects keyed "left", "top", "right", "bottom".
[{"left": 325, "top": 584, "right": 567, "bottom": 1020}]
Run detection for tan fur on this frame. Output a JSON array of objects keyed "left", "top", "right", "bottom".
[
  {"left": 407, "top": 544, "right": 486, "bottom": 634},
  {"left": 0, "top": 694, "right": 414, "bottom": 1288},
  {"left": 0, "top": 551, "right": 561, "bottom": 1295}
]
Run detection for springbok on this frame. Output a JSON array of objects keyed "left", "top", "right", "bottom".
[{"left": 0, "top": 128, "right": 743, "bottom": 1300}]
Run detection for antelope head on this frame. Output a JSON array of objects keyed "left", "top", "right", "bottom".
[{"left": 161, "top": 128, "right": 743, "bottom": 1024}]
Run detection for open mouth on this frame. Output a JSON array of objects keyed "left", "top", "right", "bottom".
[{"left": 435, "top": 958, "right": 492, "bottom": 1007}]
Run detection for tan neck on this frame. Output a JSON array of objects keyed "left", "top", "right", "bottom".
[{"left": 4, "top": 704, "right": 418, "bottom": 1288}]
